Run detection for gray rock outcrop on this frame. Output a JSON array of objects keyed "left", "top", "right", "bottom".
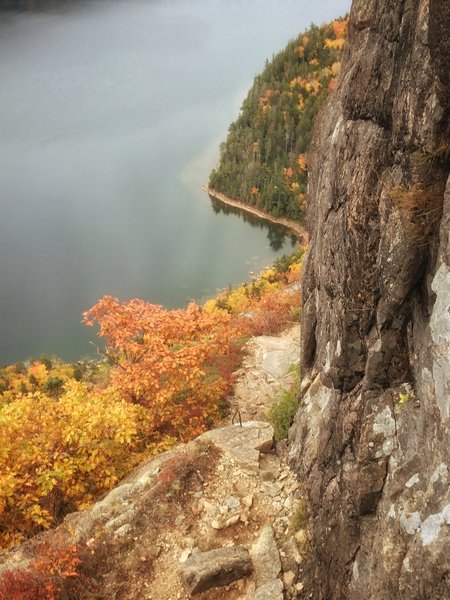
[
  {"left": 244, "top": 578, "right": 284, "bottom": 600},
  {"left": 289, "top": 0, "right": 450, "bottom": 598},
  {"left": 179, "top": 545, "right": 253, "bottom": 594},
  {"left": 249, "top": 525, "right": 281, "bottom": 585}
]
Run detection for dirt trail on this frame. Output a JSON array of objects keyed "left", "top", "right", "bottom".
[{"left": 227, "top": 324, "right": 300, "bottom": 424}]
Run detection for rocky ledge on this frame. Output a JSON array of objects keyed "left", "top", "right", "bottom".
[{"left": 0, "top": 421, "right": 308, "bottom": 600}]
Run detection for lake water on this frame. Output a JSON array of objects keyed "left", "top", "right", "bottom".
[{"left": 0, "top": 0, "right": 350, "bottom": 364}]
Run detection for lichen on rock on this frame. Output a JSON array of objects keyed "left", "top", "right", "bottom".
[{"left": 289, "top": 0, "right": 450, "bottom": 598}]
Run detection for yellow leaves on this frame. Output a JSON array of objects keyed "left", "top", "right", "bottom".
[
  {"left": 332, "top": 18, "right": 348, "bottom": 39},
  {"left": 324, "top": 18, "right": 348, "bottom": 51},
  {"left": 27, "top": 362, "right": 48, "bottom": 385},
  {"left": 0, "top": 382, "right": 144, "bottom": 549},
  {"left": 304, "top": 79, "right": 321, "bottom": 94},
  {"left": 0, "top": 359, "right": 74, "bottom": 401},
  {"left": 325, "top": 38, "right": 346, "bottom": 50},
  {"left": 331, "top": 61, "right": 341, "bottom": 76},
  {"left": 287, "top": 262, "right": 302, "bottom": 284},
  {"left": 28, "top": 504, "right": 52, "bottom": 527},
  {"left": 297, "top": 154, "right": 307, "bottom": 172},
  {"left": 289, "top": 75, "right": 306, "bottom": 89}
]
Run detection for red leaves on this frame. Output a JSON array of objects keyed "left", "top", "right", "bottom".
[{"left": 0, "top": 539, "right": 81, "bottom": 600}]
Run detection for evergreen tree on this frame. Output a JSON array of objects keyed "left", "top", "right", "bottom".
[{"left": 209, "top": 18, "right": 348, "bottom": 221}]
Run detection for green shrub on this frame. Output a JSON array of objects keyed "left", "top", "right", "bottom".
[{"left": 269, "top": 367, "right": 300, "bottom": 440}]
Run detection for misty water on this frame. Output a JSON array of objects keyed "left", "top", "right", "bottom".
[{"left": 0, "top": 0, "right": 350, "bottom": 364}]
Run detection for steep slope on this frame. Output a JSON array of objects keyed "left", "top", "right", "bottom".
[
  {"left": 0, "top": 327, "right": 304, "bottom": 599},
  {"left": 209, "top": 18, "right": 347, "bottom": 220},
  {"left": 289, "top": 0, "right": 450, "bottom": 598}
]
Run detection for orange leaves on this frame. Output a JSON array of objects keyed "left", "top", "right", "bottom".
[
  {"left": 206, "top": 256, "right": 302, "bottom": 338},
  {"left": 328, "top": 78, "right": 338, "bottom": 91},
  {"left": 250, "top": 186, "right": 260, "bottom": 195},
  {"left": 258, "top": 88, "right": 279, "bottom": 113},
  {"left": 331, "top": 61, "right": 341, "bottom": 76},
  {"left": 297, "top": 154, "right": 307, "bottom": 172},
  {"left": 332, "top": 18, "right": 348, "bottom": 39},
  {"left": 83, "top": 296, "right": 237, "bottom": 441},
  {"left": 289, "top": 75, "right": 306, "bottom": 89},
  {"left": 325, "top": 18, "right": 348, "bottom": 51}
]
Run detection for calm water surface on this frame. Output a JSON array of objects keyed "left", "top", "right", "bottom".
[{"left": 0, "top": 0, "right": 350, "bottom": 363}]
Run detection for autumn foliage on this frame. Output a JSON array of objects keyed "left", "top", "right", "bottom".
[
  {"left": 82, "top": 298, "right": 239, "bottom": 440},
  {"left": 209, "top": 17, "right": 348, "bottom": 220},
  {"left": 0, "top": 382, "right": 146, "bottom": 549},
  {"left": 0, "top": 248, "right": 301, "bottom": 551},
  {"left": 0, "top": 533, "right": 90, "bottom": 600}
]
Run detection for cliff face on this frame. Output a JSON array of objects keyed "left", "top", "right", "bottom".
[{"left": 289, "top": 0, "right": 450, "bottom": 598}]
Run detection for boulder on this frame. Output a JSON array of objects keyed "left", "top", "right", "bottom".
[
  {"left": 200, "top": 421, "right": 274, "bottom": 473},
  {"left": 179, "top": 545, "right": 253, "bottom": 595},
  {"left": 249, "top": 525, "right": 281, "bottom": 586}
]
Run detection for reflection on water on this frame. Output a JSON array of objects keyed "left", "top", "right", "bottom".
[
  {"left": 210, "top": 198, "right": 298, "bottom": 252},
  {"left": 0, "top": 0, "right": 350, "bottom": 364}
]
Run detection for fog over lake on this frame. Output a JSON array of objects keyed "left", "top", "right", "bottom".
[{"left": 0, "top": 0, "right": 350, "bottom": 363}]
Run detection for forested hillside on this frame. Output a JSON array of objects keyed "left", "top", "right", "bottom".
[{"left": 209, "top": 18, "right": 347, "bottom": 219}]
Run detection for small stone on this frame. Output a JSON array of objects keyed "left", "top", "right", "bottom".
[
  {"left": 226, "top": 496, "right": 241, "bottom": 510},
  {"left": 262, "top": 483, "right": 279, "bottom": 497},
  {"left": 236, "top": 578, "right": 246, "bottom": 590},
  {"left": 294, "top": 529, "right": 308, "bottom": 548},
  {"left": 242, "top": 494, "right": 254, "bottom": 508},
  {"left": 287, "top": 482, "right": 299, "bottom": 494},
  {"left": 175, "top": 514, "right": 185, "bottom": 526},
  {"left": 281, "top": 537, "right": 301, "bottom": 572},
  {"left": 296, "top": 582, "right": 304, "bottom": 591},
  {"left": 284, "top": 496, "right": 293, "bottom": 510},
  {"left": 202, "top": 500, "right": 218, "bottom": 518},
  {"left": 225, "top": 514, "right": 241, "bottom": 527},
  {"left": 283, "top": 570, "right": 297, "bottom": 586},
  {"left": 240, "top": 510, "right": 250, "bottom": 525},
  {"left": 211, "top": 519, "right": 223, "bottom": 530},
  {"left": 179, "top": 549, "right": 192, "bottom": 563}
]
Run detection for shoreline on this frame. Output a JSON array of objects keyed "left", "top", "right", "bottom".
[{"left": 204, "top": 186, "right": 308, "bottom": 241}]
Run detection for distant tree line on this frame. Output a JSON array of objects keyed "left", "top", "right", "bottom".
[{"left": 209, "top": 18, "right": 348, "bottom": 221}]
